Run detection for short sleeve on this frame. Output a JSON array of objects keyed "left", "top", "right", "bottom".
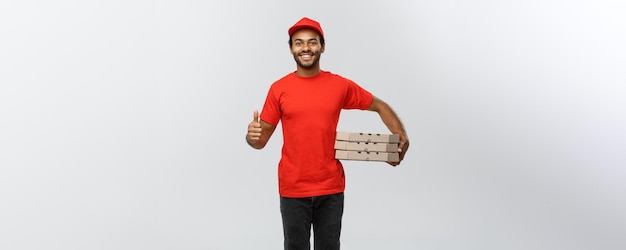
[
  {"left": 342, "top": 78, "right": 373, "bottom": 110},
  {"left": 260, "top": 85, "right": 281, "bottom": 125}
]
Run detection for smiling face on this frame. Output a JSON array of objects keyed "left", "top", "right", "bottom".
[{"left": 290, "top": 28, "right": 325, "bottom": 73}]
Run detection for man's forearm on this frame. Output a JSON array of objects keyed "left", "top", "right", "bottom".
[
  {"left": 378, "top": 106, "right": 407, "bottom": 137},
  {"left": 369, "top": 97, "right": 407, "bottom": 137}
]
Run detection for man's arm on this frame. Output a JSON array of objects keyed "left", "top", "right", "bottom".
[
  {"left": 368, "top": 96, "right": 410, "bottom": 166},
  {"left": 246, "top": 110, "right": 277, "bottom": 149}
]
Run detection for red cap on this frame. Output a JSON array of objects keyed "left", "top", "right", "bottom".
[{"left": 288, "top": 17, "right": 324, "bottom": 39}]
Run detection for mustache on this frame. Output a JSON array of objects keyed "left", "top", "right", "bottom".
[
  {"left": 298, "top": 49, "right": 319, "bottom": 56},
  {"left": 298, "top": 50, "right": 317, "bottom": 56}
]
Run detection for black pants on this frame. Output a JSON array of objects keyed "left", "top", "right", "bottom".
[{"left": 280, "top": 192, "right": 344, "bottom": 250}]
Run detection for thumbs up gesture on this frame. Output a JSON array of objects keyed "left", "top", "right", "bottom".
[{"left": 247, "top": 110, "right": 262, "bottom": 145}]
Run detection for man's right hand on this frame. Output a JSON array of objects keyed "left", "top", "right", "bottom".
[{"left": 247, "top": 110, "right": 262, "bottom": 145}]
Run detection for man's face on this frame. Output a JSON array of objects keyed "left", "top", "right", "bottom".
[{"left": 290, "top": 29, "right": 324, "bottom": 69}]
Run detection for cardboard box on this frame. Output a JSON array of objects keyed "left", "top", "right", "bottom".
[
  {"left": 335, "top": 132, "right": 399, "bottom": 143},
  {"left": 334, "top": 140, "right": 398, "bottom": 153},
  {"left": 335, "top": 150, "right": 399, "bottom": 162}
]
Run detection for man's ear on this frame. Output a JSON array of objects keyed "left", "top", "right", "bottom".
[{"left": 321, "top": 44, "right": 325, "bottom": 53}]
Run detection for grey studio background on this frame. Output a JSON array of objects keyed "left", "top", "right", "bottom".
[{"left": 1, "top": 0, "right": 625, "bottom": 250}]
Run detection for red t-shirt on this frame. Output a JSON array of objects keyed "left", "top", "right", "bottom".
[{"left": 260, "top": 71, "right": 373, "bottom": 198}]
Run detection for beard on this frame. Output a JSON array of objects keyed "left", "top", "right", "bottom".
[{"left": 293, "top": 51, "right": 321, "bottom": 70}]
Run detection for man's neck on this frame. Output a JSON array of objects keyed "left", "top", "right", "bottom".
[{"left": 295, "top": 66, "right": 321, "bottom": 78}]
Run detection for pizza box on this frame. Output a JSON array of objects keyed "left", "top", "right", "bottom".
[
  {"left": 335, "top": 150, "right": 399, "bottom": 162},
  {"left": 335, "top": 132, "right": 400, "bottom": 143},
  {"left": 334, "top": 140, "right": 398, "bottom": 153}
]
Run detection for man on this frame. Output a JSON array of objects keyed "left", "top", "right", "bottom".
[{"left": 246, "top": 17, "right": 409, "bottom": 250}]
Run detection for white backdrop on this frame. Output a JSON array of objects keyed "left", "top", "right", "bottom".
[{"left": 1, "top": 1, "right": 625, "bottom": 249}]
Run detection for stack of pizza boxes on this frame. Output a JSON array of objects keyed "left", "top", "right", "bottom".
[{"left": 334, "top": 132, "right": 399, "bottom": 162}]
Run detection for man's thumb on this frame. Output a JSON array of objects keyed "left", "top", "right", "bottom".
[{"left": 253, "top": 110, "right": 259, "bottom": 122}]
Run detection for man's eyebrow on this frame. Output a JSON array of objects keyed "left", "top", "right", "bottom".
[{"left": 292, "top": 38, "right": 318, "bottom": 41}]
